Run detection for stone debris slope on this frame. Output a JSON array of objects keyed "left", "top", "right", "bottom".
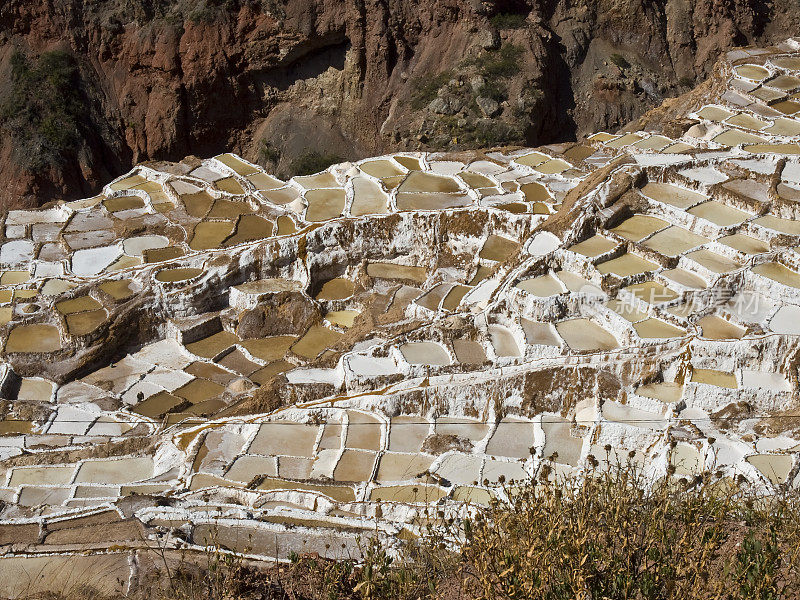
[{"left": 2, "top": 39, "right": 800, "bottom": 593}]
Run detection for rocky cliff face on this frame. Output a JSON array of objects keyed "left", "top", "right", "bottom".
[{"left": 0, "top": 0, "right": 798, "bottom": 209}]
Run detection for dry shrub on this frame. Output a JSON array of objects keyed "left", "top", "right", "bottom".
[
  {"left": 458, "top": 462, "right": 800, "bottom": 600},
  {"left": 136, "top": 467, "right": 800, "bottom": 600}
]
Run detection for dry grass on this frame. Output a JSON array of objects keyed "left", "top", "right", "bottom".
[
  {"left": 147, "top": 463, "right": 800, "bottom": 600},
  {"left": 12, "top": 465, "right": 800, "bottom": 600},
  {"left": 457, "top": 461, "right": 800, "bottom": 599}
]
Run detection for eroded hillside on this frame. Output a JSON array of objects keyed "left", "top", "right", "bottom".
[{"left": 1, "top": 0, "right": 799, "bottom": 209}]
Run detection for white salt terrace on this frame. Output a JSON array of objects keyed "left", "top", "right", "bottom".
[{"left": 2, "top": 41, "right": 800, "bottom": 568}]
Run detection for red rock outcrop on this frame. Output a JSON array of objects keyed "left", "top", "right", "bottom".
[{"left": 0, "top": 0, "right": 798, "bottom": 209}]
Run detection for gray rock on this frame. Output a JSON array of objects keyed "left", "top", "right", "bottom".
[
  {"left": 470, "top": 75, "right": 486, "bottom": 93},
  {"left": 428, "top": 96, "right": 463, "bottom": 115},
  {"left": 476, "top": 96, "right": 500, "bottom": 117},
  {"left": 428, "top": 97, "right": 450, "bottom": 114},
  {"left": 475, "top": 28, "right": 500, "bottom": 50},
  {"left": 449, "top": 96, "right": 465, "bottom": 113}
]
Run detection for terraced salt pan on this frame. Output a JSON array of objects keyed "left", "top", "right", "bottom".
[
  {"left": 671, "top": 444, "right": 704, "bottom": 475},
  {"left": 370, "top": 484, "right": 446, "bottom": 503},
  {"left": 0, "top": 240, "right": 35, "bottom": 266},
  {"left": 17, "top": 378, "right": 54, "bottom": 401},
  {"left": 726, "top": 113, "right": 768, "bottom": 130},
  {"left": 568, "top": 235, "right": 617, "bottom": 257},
  {"left": 597, "top": 253, "right": 659, "bottom": 277},
  {"left": 641, "top": 183, "right": 706, "bottom": 209},
  {"left": 541, "top": 416, "right": 583, "bottom": 465},
  {"left": 746, "top": 454, "right": 794, "bottom": 484},
  {"left": 555, "top": 319, "right": 618, "bottom": 351},
  {"left": 520, "top": 181, "right": 551, "bottom": 202},
  {"left": 74, "top": 457, "right": 153, "bottom": 484},
  {"left": 434, "top": 417, "right": 488, "bottom": 443},
  {"left": 605, "top": 133, "right": 643, "bottom": 148},
  {"left": 714, "top": 129, "right": 767, "bottom": 146},
  {"left": 66, "top": 309, "right": 108, "bottom": 335},
  {"left": 662, "top": 268, "right": 707, "bottom": 290},
  {"left": 249, "top": 422, "right": 319, "bottom": 457},
  {"left": 735, "top": 64, "right": 770, "bottom": 81},
  {"left": 224, "top": 215, "right": 273, "bottom": 246},
  {"left": 434, "top": 453, "right": 483, "bottom": 485},
  {"left": 358, "top": 159, "right": 405, "bottom": 179},
  {"left": 521, "top": 319, "right": 561, "bottom": 346},
  {"left": 376, "top": 452, "right": 433, "bottom": 481},
  {"left": 185, "top": 331, "right": 238, "bottom": 358},
  {"left": 334, "top": 450, "right": 376, "bottom": 481},
  {"left": 351, "top": 177, "right": 389, "bottom": 216},
  {"left": 291, "top": 325, "right": 342, "bottom": 359},
  {"left": 696, "top": 106, "right": 735, "bottom": 122},
  {"left": 488, "top": 325, "right": 521, "bottom": 357},
  {"left": 765, "top": 118, "right": 800, "bottom": 136},
  {"left": 400, "top": 342, "right": 451, "bottom": 365},
  {"left": 388, "top": 416, "right": 430, "bottom": 452},
  {"left": 326, "top": 310, "right": 359, "bottom": 328},
  {"left": 686, "top": 249, "right": 741, "bottom": 273},
  {"left": 366, "top": 263, "right": 427, "bottom": 282},
  {"left": 754, "top": 215, "right": 800, "bottom": 235},
  {"left": 718, "top": 234, "right": 769, "bottom": 254},
  {"left": 636, "top": 382, "right": 683, "bottom": 403},
  {"left": 396, "top": 192, "right": 471, "bottom": 210},
  {"left": 156, "top": 267, "right": 203, "bottom": 283},
  {"left": 7, "top": 43, "right": 800, "bottom": 555},
  {"left": 485, "top": 418, "right": 535, "bottom": 458},
  {"left": 644, "top": 226, "right": 710, "bottom": 257},
  {"left": 752, "top": 262, "right": 800, "bottom": 288},
  {"left": 515, "top": 152, "right": 548, "bottom": 167},
  {"left": 691, "top": 368, "right": 737, "bottom": 389},
  {"left": 623, "top": 281, "right": 678, "bottom": 304},
  {"left": 306, "top": 189, "right": 346, "bottom": 222},
  {"left": 609, "top": 215, "right": 668, "bottom": 241},
  {"left": 248, "top": 172, "right": 284, "bottom": 190},
  {"left": 479, "top": 235, "right": 519, "bottom": 261},
  {"left": 606, "top": 299, "right": 649, "bottom": 322},
  {"left": 5, "top": 324, "right": 61, "bottom": 353},
  {"left": 415, "top": 284, "right": 453, "bottom": 311},
  {"left": 71, "top": 245, "right": 122, "bottom": 276},
  {"left": 442, "top": 285, "right": 471, "bottom": 311},
  {"left": 226, "top": 455, "right": 277, "bottom": 481},
  {"left": 634, "top": 318, "right": 686, "bottom": 339},
  {"left": 688, "top": 201, "right": 750, "bottom": 226},
  {"left": 698, "top": 315, "right": 746, "bottom": 339},
  {"left": 316, "top": 278, "right": 355, "bottom": 300},
  {"left": 515, "top": 273, "right": 565, "bottom": 296},
  {"left": 452, "top": 339, "right": 488, "bottom": 363}
]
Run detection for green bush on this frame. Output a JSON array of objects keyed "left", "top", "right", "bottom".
[
  {"left": 469, "top": 43, "right": 524, "bottom": 79},
  {"left": 289, "top": 150, "right": 343, "bottom": 176},
  {"left": 489, "top": 13, "right": 528, "bottom": 29},
  {"left": 610, "top": 53, "right": 630, "bottom": 69},
  {"left": 258, "top": 140, "right": 281, "bottom": 164},
  {"left": 410, "top": 71, "right": 453, "bottom": 110},
  {"left": 0, "top": 50, "right": 87, "bottom": 171}
]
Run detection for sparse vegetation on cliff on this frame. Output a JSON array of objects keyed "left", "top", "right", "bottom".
[
  {"left": 410, "top": 71, "right": 454, "bottom": 111},
  {"left": 412, "top": 42, "right": 530, "bottom": 150},
  {"left": 0, "top": 50, "right": 87, "bottom": 171},
  {"left": 290, "top": 150, "right": 344, "bottom": 176},
  {"left": 489, "top": 13, "right": 528, "bottom": 30}
]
